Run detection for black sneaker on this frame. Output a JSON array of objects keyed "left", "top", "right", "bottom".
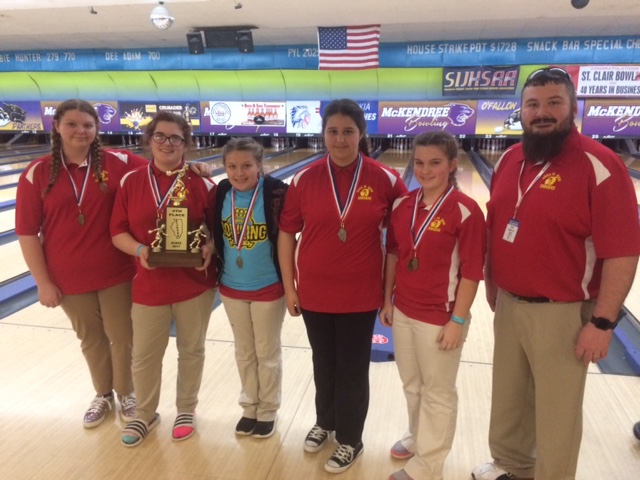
[
  {"left": 324, "top": 441, "right": 363, "bottom": 474},
  {"left": 304, "top": 424, "right": 332, "bottom": 453},
  {"left": 252, "top": 419, "right": 276, "bottom": 439},
  {"left": 235, "top": 416, "right": 256, "bottom": 435}
]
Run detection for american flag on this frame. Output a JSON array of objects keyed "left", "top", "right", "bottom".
[{"left": 317, "top": 25, "right": 381, "bottom": 70}]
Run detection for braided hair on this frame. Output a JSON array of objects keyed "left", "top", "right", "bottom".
[{"left": 43, "top": 99, "right": 105, "bottom": 199}]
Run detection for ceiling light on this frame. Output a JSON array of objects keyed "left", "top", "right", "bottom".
[
  {"left": 571, "top": 0, "right": 589, "bottom": 8},
  {"left": 150, "top": 1, "right": 174, "bottom": 30}
]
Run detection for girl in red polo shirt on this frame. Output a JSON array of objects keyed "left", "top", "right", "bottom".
[
  {"left": 111, "top": 111, "right": 217, "bottom": 447},
  {"left": 380, "top": 131, "right": 486, "bottom": 480},
  {"left": 16, "top": 99, "right": 148, "bottom": 430},
  {"left": 279, "top": 99, "right": 408, "bottom": 474}
]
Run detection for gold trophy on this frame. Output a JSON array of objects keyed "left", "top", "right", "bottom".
[{"left": 147, "top": 165, "right": 206, "bottom": 268}]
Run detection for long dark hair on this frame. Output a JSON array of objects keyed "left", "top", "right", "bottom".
[
  {"left": 322, "top": 99, "right": 370, "bottom": 156},
  {"left": 44, "top": 99, "right": 104, "bottom": 199}
]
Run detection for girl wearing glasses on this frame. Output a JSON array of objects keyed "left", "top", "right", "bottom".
[
  {"left": 111, "top": 111, "right": 217, "bottom": 447},
  {"left": 16, "top": 99, "right": 148, "bottom": 430}
]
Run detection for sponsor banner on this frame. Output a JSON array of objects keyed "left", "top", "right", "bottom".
[
  {"left": 119, "top": 102, "right": 156, "bottom": 133},
  {"left": 156, "top": 102, "right": 201, "bottom": 132},
  {"left": 0, "top": 101, "right": 43, "bottom": 131},
  {"left": 320, "top": 101, "right": 378, "bottom": 134},
  {"left": 577, "top": 65, "right": 640, "bottom": 97},
  {"left": 200, "top": 101, "right": 286, "bottom": 135},
  {"left": 378, "top": 101, "right": 477, "bottom": 136},
  {"left": 442, "top": 66, "right": 520, "bottom": 97},
  {"left": 475, "top": 99, "right": 585, "bottom": 136},
  {"left": 286, "top": 101, "right": 322, "bottom": 135},
  {"left": 581, "top": 99, "right": 640, "bottom": 136},
  {"left": 41, "top": 100, "right": 119, "bottom": 133}
]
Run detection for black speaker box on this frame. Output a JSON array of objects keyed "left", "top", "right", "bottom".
[
  {"left": 187, "top": 33, "right": 204, "bottom": 54},
  {"left": 203, "top": 29, "right": 239, "bottom": 48},
  {"left": 237, "top": 30, "right": 254, "bottom": 53}
]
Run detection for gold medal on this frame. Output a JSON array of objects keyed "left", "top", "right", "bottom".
[
  {"left": 408, "top": 257, "right": 419, "bottom": 271},
  {"left": 338, "top": 227, "right": 347, "bottom": 242},
  {"left": 236, "top": 256, "right": 243, "bottom": 268},
  {"left": 78, "top": 213, "right": 85, "bottom": 226}
]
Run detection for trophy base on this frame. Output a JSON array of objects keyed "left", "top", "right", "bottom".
[{"left": 148, "top": 251, "right": 203, "bottom": 268}]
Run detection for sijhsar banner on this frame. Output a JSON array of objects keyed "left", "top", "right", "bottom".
[
  {"left": 378, "top": 101, "right": 477, "bottom": 136},
  {"left": 581, "top": 99, "right": 640, "bottom": 137},
  {"left": 442, "top": 66, "right": 520, "bottom": 97}
]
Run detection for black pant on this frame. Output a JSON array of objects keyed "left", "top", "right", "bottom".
[{"left": 301, "top": 308, "right": 377, "bottom": 447}]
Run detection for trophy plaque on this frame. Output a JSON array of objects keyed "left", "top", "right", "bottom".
[{"left": 147, "top": 166, "right": 206, "bottom": 268}]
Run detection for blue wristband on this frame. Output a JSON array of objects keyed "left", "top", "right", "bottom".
[
  {"left": 135, "top": 244, "right": 144, "bottom": 257},
  {"left": 451, "top": 315, "right": 465, "bottom": 325}
]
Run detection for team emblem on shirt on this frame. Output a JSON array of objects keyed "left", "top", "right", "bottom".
[
  {"left": 95, "top": 170, "right": 108, "bottom": 182},
  {"left": 428, "top": 217, "right": 446, "bottom": 232},
  {"left": 222, "top": 208, "right": 267, "bottom": 249},
  {"left": 357, "top": 185, "right": 374, "bottom": 200},
  {"left": 540, "top": 173, "right": 561, "bottom": 190}
]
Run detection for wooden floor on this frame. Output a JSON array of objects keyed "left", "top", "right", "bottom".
[{"left": 1, "top": 150, "right": 639, "bottom": 479}]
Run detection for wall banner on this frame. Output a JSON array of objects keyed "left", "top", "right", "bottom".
[
  {"left": 200, "top": 101, "right": 286, "bottom": 135},
  {"left": 581, "top": 99, "right": 640, "bottom": 137},
  {"left": 442, "top": 66, "right": 520, "bottom": 97},
  {"left": 378, "top": 101, "right": 477, "bottom": 136},
  {"left": 577, "top": 65, "right": 640, "bottom": 97},
  {"left": 0, "top": 101, "right": 43, "bottom": 131}
]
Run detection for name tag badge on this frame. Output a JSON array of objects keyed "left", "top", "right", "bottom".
[{"left": 503, "top": 218, "right": 520, "bottom": 243}]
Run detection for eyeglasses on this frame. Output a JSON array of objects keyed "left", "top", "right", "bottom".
[
  {"left": 526, "top": 67, "right": 572, "bottom": 82},
  {"left": 152, "top": 132, "right": 185, "bottom": 147}
]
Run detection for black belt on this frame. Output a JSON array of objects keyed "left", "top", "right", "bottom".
[{"left": 508, "top": 292, "right": 553, "bottom": 303}]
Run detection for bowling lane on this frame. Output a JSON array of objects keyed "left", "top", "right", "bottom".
[
  {"left": 457, "top": 151, "right": 491, "bottom": 213},
  {"left": 211, "top": 148, "right": 323, "bottom": 184},
  {"left": 0, "top": 241, "right": 26, "bottom": 283},
  {"left": 0, "top": 208, "right": 15, "bottom": 232},
  {"left": 376, "top": 148, "right": 412, "bottom": 179}
]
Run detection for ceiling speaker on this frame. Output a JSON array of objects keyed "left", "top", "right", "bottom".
[
  {"left": 237, "top": 30, "right": 254, "bottom": 53},
  {"left": 187, "top": 33, "right": 204, "bottom": 55}
]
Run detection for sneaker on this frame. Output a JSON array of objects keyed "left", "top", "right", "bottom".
[
  {"left": 83, "top": 394, "right": 114, "bottom": 428},
  {"left": 304, "top": 424, "right": 332, "bottom": 453},
  {"left": 118, "top": 393, "right": 137, "bottom": 422},
  {"left": 324, "top": 441, "right": 363, "bottom": 474},
  {"left": 471, "top": 463, "right": 516, "bottom": 480},
  {"left": 235, "top": 416, "right": 257, "bottom": 435},
  {"left": 252, "top": 418, "right": 276, "bottom": 439},
  {"left": 390, "top": 440, "right": 414, "bottom": 460}
]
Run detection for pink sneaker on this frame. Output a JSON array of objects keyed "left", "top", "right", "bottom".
[{"left": 390, "top": 440, "right": 414, "bottom": 460}]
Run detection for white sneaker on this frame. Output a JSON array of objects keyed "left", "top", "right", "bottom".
[{"left": 471, "top": 463, "right": 516, "bottom": 480}]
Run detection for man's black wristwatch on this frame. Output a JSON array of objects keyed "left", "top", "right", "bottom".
[{"left": 590, "top": 316, "right": 619, "bottom": 331}]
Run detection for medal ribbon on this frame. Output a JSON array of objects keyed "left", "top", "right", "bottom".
[
  {"left": 410, "top": 184, "right": 455, "bottom": 254},
  {"left": 147, "top": 163, "right": 184, "bottom": 216},
  {"left": 231, "top": 183, "right": 261, "bottom": 257},
  {"left": 327, "top": 153, "right": 363, "bottom": 228},
  {"left": 60, "top": 150, "right": 92, "bottom": 215},
  {"left": 513, "top": 161, "right": 550, "bottom": 218}
]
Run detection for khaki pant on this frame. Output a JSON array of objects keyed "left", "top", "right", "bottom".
[
  {"left": 393, "top": 307, "right": 469, "bottom": 480},
  {"left": 60, "top": 281, "right": 134, "bottom": 396},
  {"left": 220, "top": 294, "right": 285, "bottom": 421},
  {"left": 131, "top": 289, "right": 215, "bottom": 424},
  {"left": 489, "top": 290, "right": 593, "bottom": 480}
]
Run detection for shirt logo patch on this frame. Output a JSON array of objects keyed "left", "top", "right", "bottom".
[
  {"left": 222, "top": 208, "right": 268, "bottom": 249},
  {"left": 540, "top": 173, "right": 561, "bottom": 190},
  {"left": 357, "top": 185, "right": 374, "bottom": 200},
  {"left": 428, "top": 217, "right": 446, "bottom": 232}
]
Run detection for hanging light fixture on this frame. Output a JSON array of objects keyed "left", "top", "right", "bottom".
[{"left": 150, "top": 1, "right": 175, "bottom": 30}]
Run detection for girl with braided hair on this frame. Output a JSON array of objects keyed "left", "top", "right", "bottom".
[{"left": 15, "top": 99, "right": 149, "bottom": 429}]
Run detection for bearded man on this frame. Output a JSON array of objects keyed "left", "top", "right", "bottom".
[{"left": 472, "top": 67, "right": 640, "bottom": 480}]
